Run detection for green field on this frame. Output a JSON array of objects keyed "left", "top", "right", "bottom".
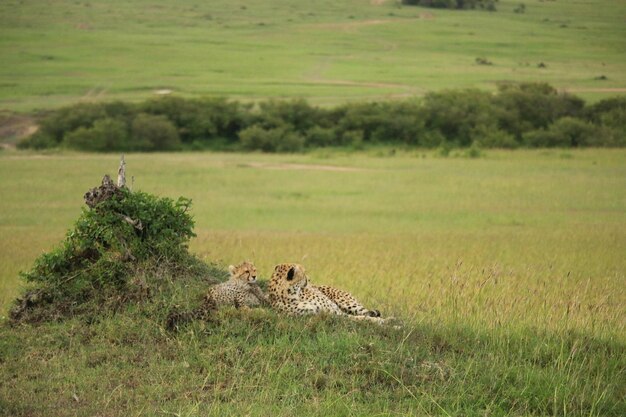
[
  {"left": 1, "top": 0, "right": 625, "bottom": 112},
  {"left": 2, "top": 0, "right": 626, "bottom": 414},
  {"left": 1, "top": 149, "right": 625, "bottom": 332},
  {"left": 1, "top": 149, "right": 625, "bottom": 415}
]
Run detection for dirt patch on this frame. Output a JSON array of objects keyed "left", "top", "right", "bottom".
[
  {"left": 242, "top": 162, "right": 365, "bottom": 172},
  {"left": 0, "top": 113, "right": 38, "bottom": 145}
]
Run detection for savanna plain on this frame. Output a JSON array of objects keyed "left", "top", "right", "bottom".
[
  {"left": 1, "top": 0, "right": 626, "bottom": 416},
  {"left": 0, "top": 149, "right": 624, "bottom": 416},
  {"left": 1, "top": 0, "right": 625, "bottom": 112}
]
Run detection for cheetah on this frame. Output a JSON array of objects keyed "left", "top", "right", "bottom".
[
  {"left": 204, "top": 261, "right": 268, "bottom": 309},
  {"left": 268, "top": 263, "right": 387, "bottom": 324}
]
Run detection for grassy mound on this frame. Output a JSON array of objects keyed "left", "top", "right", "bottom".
[
  {"left": 1, "top": 309, "right": 624, "bottom": 416},
  {"left": 9, "top": 179, "right": 222, "bottom": 324}
]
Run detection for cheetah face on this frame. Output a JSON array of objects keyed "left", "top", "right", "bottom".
[
  {"left": 286, "top": 264, "right": 308, "bottom": 288},
  {"left": 270, "top": 263, "right": 308, "bottom": 295},
  {"left": 228, "top": 261, "right": 258, "bottom": 284}
]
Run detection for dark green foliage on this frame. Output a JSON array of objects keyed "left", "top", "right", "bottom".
[
  {"left": 19, "top": 85, "right": 625, "bottom": 152},
  {"left": 584, "top": 96, "right": 626, "bottom": 123},
  {"left": 523, "top": 117, "right": 607, "bottom": 147},
  {"left": 140, "top": 96, "right": 215, "bottom": 142},
  {"left": 38, "top": 102, "right": 108, "bottom": 144},
  {"left": 130, "top": 113, "right": 181, "bottom": 151},
  {"left": 373, "top": 101, "right": 425, "bottom": 144},
  {"left": 239, "top": 125, "right": 305, "bottom": 152},
  {"left": 63, "top": 117, "right": 130, "bottom": 152},
  {"left": 580, "top": 97, "right": 626, "bottom": 146},
  {"left": 334, "top": 102, "right": 381, "bottom": 140},
  {"left": 255, "top": 98, "right": 320, "bottom": 133},
  {"left": 304, "top": 126, "right": 338, "bottom": 147},
  {"left": 13, "top": 187, "right": 203, "bottom": 321},
  {"left": 332, "top": 101, "right": 425, "bottom": 146},
  {"left": 495, "top": 83, "right": 585, "bottom": 139},
  {"left": 421, "top": 89, "right": 501, "bottom": 147},
  {"left": 140, "top": 96, "right": 251, "bottom": 145}
]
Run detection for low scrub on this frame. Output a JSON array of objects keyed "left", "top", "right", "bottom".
[{"left": 18, "top": 84, "right": 625, "bottom": 153}]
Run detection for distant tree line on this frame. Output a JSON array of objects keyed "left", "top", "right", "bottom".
[
  {"left": 401, "top": 0, "right": 498, "bottom": 11},
  {"left": 19, "top": 83, "right": 626, "bottom": 152}
]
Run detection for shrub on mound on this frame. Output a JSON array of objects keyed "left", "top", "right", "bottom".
[{"left": 10, "top": 173, "right": 220, "bottom": 323}]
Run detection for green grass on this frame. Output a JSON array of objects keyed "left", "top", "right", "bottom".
[
  {"left": 0, "top": 149, "right": 625, "bottom": 415},
  {"left": 1, "top": 0, "right": 625, "bottom": 111},
  {"left": 2, "top": 311, "right": 624, "bottom": 416}
]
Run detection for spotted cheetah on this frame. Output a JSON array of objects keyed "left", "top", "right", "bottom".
[
  {"left": 268, "top": 263, "right": 386, "bottom": 324},
  {"left": 204, "top": 261, "right": 268, "bottom": 309}
]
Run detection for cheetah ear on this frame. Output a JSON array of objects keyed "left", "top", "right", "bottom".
[
  {"left": 286, "top": 267, "right": 295, "bottom": 281},
  {"left": 228, "top": 265, "right": 236, "bottom": 275}
]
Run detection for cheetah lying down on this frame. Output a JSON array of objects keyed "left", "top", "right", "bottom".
[
  {"left": 204, "top": 261, "right": 268, "bottom": 309},
  {"left": 268, "top": 263, "right": 391, "bottom": 325}
]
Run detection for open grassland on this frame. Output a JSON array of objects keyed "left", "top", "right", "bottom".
[
  {"left": 1, "top": 149, "right": 625, "bottom": 333},
  {"left": 1, "top": 0, "right": 625, "bottom": 111},
  {"left": 1, "top": 149, "right": 625, "bottom": 416}
]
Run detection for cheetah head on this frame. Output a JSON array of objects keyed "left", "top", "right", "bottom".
[
  {"left": 228, "top": 261, "right": 258, "bottom": 284},
  {"left": 269, "top": 263, "right": 308, "bottom": 297}
]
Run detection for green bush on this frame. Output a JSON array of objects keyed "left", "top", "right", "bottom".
[
  {"left": 305, "top": 126, "right": 337, "bottom": 147},
  {"left": 278, "top": 130, "right": 306, "bottom": 152},
  {"left": 333, "top": 102, "right": 385, "bottom": 143},
  {"left": 495, "top": 83, "right": 585, "bottom": 139},
  {"left": 140, "top": 96, "right": 250, "bottom": 144},
  {"left": 17, "top": 131, "right": 57, "bottom": 150},
  {"left": 421, "top": 89, "right": 498, "bottom": 146},
  {"left": 16, "top": 187, "right": 197, "bottom": 318},
  {"left": 330, "top": 101, "right": 423, "bottom": 145},
  {"left": 16, "top": 86, "right": 626, "bottom": 152},
  {"left": 38, "top": 102, "right": 108, "bottom": 144},
  {"left": 523, "top": 117, "right": 598, "bottom": 147},
  {"left": 64, "top": 117, "right": 130, "bottom": 152},
  {"left": 472, "top": 126, "right": 519, "bottom": 148},
  {"left": 239, "top": 125, "right": 304, "bottom": 152},
  {"left": 256, "top": 99, "right": 319, "bottom": 133},
  {"left": 584, "top": 97, "right": 626, "bottom": 124},
  {"left": 371, "top": 101, "right": 425, "bottom": 144},
  {"left": 584, "top": 97, "right": 626, "bottom": 145},
  {"left": 130, "top": 113, "right": 181, "bottom": 151},
  {"left": 140, "top": 96, "right": 213, "bottom": 143}
]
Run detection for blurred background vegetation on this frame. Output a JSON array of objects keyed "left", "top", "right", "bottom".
[{"left": 18, "top": 84, "right": 626, "bottom": 152}]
